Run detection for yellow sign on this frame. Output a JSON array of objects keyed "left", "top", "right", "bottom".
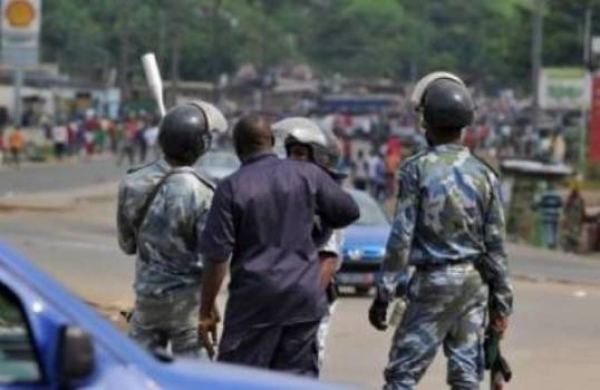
[{"left": 5, "top": 0, "right": 36, "bottom": 28}]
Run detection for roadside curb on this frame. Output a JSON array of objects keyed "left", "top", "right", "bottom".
[{"left": 512, "top": 272, "right": 600, "bottom": 288}]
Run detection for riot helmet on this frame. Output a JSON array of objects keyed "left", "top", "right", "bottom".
[
  {"left": 274, "top": 117, "right": 346, "bottom": 179},
  {"left": 158, "top": 100, "right": 227, "bottom": 165},
  {"left": 274, "top": 117, "right": 327, "bottom": 161},
  {"left": 410, "top": 71, "right": 474, "bottom": 132}
]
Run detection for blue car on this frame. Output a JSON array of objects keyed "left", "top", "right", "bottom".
[
  {"left": 0, "top": 242, "right": 345, "bottom": 390},
  {"left": 337, "top": 189, "right": 391, "bottom": 295}
]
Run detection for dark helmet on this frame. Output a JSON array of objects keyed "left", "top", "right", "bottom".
[
  {"left": 158, "top": 100, "right": 227, "bottom": 164},
  {"left": 411, "top": 71, "right": 474, "bottom": 131}
]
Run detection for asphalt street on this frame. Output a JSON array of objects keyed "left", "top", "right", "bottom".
[
  {"left": 1, "top": 162, "right": 600, "bottom": 388},
  {"left": 0, "top": 158, "right": 127, "bottom": 197}
]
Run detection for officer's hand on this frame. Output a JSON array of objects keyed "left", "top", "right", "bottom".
[
  {"left": 198, "top": 314, "right": 218, "bottom": 359},
  {"left": 368, "top": 298, "right": 388, "bottom": 331}
]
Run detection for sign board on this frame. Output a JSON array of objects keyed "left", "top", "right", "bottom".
[
  {"left": 588, "top": 74, "right": 600, "bottom": 161},
  {"left": 538, "top": 67, "right": 591, "bottom": 110},
  {"left": 592, "top": 36, "right": 600, "bottom": 55},
  {"left": 1, "top": 0, "right": 42, "bottom": 67}
]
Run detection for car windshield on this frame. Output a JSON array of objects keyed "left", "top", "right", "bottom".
[
  {"left": 348, "top": 190, "right": 389, "bottom": 226},
  {"left": 197, "top": 152, "right": 240, "bottom": 169}
]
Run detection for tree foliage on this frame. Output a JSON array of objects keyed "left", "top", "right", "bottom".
[{"left": 39, "top": 0, "right": 599, "bottom": 93}]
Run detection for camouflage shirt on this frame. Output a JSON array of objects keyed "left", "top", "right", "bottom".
[
  {"left": 117, "top": 159, "right": 214, "bottom": 297},
  {"left": 379, "top": 143, "right": 513, "bottom": 315}
]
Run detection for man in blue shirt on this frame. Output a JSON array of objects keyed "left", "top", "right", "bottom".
[
  {"left": 198, "top": 115, "right": 359, "bottom": 377},
  {"left": 534, "top": 182, "right": 563, "bottom": 249}
]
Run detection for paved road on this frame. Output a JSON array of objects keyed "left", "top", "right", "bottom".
[
  {"left": 1, "top": 167, "right": 600, "bottom": 388},
  {"left": 0, "top": 158, "right": 128, "bottom": 196},
  {"left": 1, "top": 198, "right": 600, "bottom": 388}
]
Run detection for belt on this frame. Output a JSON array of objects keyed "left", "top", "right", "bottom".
[{"left": 415, "top": 259, "right": 474, "bottom": 272}]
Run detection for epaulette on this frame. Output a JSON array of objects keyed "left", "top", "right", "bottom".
[
  {"left": 472, "top": 153, "right": 500, "bottom": 178},
  {"left": 126, "top": 161, "right": 155, "bottom": 174}
]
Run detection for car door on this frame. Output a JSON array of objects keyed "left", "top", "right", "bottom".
[
  {"left": 0, "top": 275, "right": 151, "bottom": 390},
  {"left": 0, "top": 281, "right": 46, "bottom": 389}
]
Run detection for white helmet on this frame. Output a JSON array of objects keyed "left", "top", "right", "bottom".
[
  {"left": 273, "top": 117, "right": 346, "bottom": 179},
  {"left": 273, "top": 117, "right": 327, "bottom": 148}
]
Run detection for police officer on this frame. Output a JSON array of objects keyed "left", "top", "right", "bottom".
[
  {"left": 368, "top": 72, "right": 513, "bottom": 390},
  {"left": 273, "top": 117, "right": 347, "bottom": 368},
  {"left": 198, "top": 115, "right": 359, "bottom": 377},
  {"left": 117, "top": 100, "right": 226, "bottom": 357}
]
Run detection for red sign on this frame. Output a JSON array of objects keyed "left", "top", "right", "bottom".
[{"left": 588, "top": 74, "right": 600, "bottom": 161}]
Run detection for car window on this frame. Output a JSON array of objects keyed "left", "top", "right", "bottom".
[
  {"left": 0, "top": 284, "right": 43, "bottom": 384},
  {"left": 349, "top": 190, "right": 389, "bottom": 226}
]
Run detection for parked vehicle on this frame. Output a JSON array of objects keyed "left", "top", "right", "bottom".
[
  {"left": 337, "top": 189, "right": 390, "bottom": 295},
  {"left": 0, "top": 242, "right": 344, "bottom": 390}
]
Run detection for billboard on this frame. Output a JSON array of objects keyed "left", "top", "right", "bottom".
[
  {"left": 538, "top": 67, "right": 591, "bottom": 110},
  {"left": 589, "top": 74, "right": 600, "bottom": 161},
  {"left": 1, "top": 0, "right": 42, "bottom": 67}
]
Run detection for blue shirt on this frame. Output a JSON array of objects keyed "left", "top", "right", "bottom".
[{"left": 199, "top": 152, "right": 359, "bottom": 333}]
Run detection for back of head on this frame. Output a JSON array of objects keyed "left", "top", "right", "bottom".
[
  {"left": 422, "top": 79, "right": 474, "bottom": 133},
  {"left": 159, "top": 103, "right": 210, "bottom": 166},
  {"left": 412, "top": 72, "right": 474, "bottom": 143},
  {"left": 233, "top": 115, "right": 274, "bottom": 159}
]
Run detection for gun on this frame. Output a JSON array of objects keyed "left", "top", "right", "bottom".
[{"left": 484, "top": 325, "right": 512, "bottom": 390}]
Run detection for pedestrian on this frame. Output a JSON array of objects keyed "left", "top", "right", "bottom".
[
  {"left": 51, "top": 121, "right": 69, "bottom": 161},
  {"left": 273, "top": 116, "right": 348, "bottom": 368},
  {"left": 385, "top": 136, "right": 402, "bottom": 197},
  {"left": 561, "top": 177, "right": 586, "bottom": 253},
  {"left": 0, "top": 130, "right": 5, "bottom": 165},
  {"left": 8, "top": 126, "right": 25, "bottom": 168},
  {"left": 197, "top": 115, "right": 359, "bottom": 377},
  {"left": 136, "top": 120, "right": 149, "bottom": 163},
  {"left": 374, "top": 152, "right": 387, "bottom": 202},
  {"left": 117, "top": 117, "right": 137, "bottom": 167},
  {"left": 533, "top": 181, "right": 563, "bottom": 249},
  {"left": 368, "top": 72, "right": 513, "bottom": 390},
  {"left": 144, "top": 116, "right": 160, "bottom": 160},
  {"left": 117, "top": 101, "right": 226, "bottom": 358},
  {"left": 367, "top": 149, "right": 380, "bottom": 197},
  {"left": 352, "top": 149, "right": 369, "bottom": 190}
]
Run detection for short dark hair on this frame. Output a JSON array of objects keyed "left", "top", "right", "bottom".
[{"left": 233, "top": 115, "right": 274, "bottom": 158}]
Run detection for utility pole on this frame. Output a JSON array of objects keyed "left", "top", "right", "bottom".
[
  {"left": 169, "top": 0, "right": 183, "bottom": 106},
  {"left": 211, "top": 0, "right": 223, "bottom": 103},
  {"left": 531, "top": 0, "right": 544, "bottom": 133}
]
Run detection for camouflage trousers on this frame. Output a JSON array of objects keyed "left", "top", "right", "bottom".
[
  {"left": 384, "top": 264, "right": 488, "bottom": 390},
  {"left": 129, "top": 286, "right": 205, "bottom": 358}
]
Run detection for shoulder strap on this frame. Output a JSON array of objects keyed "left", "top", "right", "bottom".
[
  {"left": 132, "top": 168, "right": 214, "bottom": 232},
  {"left": 132, "top": 170, "right": 178, "bottom": 232}
]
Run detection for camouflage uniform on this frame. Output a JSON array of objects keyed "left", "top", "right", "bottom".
[
  {"left": 379, "top": 144, "right": 513, "bottom": 390},
  {"left": 117, "top": 159, "right": 214, "bottom": 357}
]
